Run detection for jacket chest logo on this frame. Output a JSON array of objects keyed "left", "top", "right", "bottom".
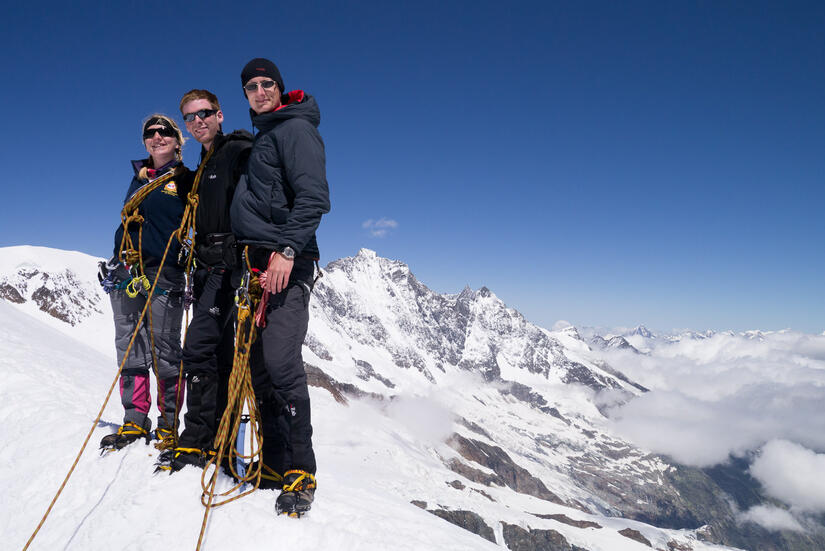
[
  {"left": 208, "top": 173, "right": 217, "bottom": 179},
  {"left": 161, "top": 180, "right": 177, "bottom": 196}
]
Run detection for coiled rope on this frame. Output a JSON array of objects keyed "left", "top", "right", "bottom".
[{"left": 195, "top": 248, "right": 265, "bottom": 550}]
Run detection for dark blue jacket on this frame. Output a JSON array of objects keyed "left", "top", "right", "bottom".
[
  {"left": 113, "top": 159, "right": 191, "bottom": 267},
  {"left": 230, "top": 91, "right": 330, "bottom": 258}
]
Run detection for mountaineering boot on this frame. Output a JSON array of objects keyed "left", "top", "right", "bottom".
[
  {"left": 153, "top": 427, "right": 177, "bottom": 451},
  {"left": 155, "top": 447, "right": 211, "bottom": 473},
  {"left": 275, "top": 470, "right": 316, "bottom": 517},
  {"left": 100, "top": 418, "right": 151, "bottom": 452}
]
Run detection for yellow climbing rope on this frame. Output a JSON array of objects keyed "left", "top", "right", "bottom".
[
  {"left": 195, "top": 248, "right": 266, "bottom": 551},
  {"left": 115, "top": 168, "right": 183, "bottom": 435},
  {"left": 117, "top": 170, "right": 176, "bottom": 273},
  {"left": 166, "top": 146, "right": 213, "bottom": 446}
]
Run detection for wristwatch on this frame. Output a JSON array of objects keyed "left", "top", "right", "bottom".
[{"left": 278, "top": 246, "right": 296, "bottom": 260}]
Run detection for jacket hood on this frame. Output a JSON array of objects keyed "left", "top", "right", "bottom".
[{"left": 250, "top": 91, "right": 320, "bottom": 133}]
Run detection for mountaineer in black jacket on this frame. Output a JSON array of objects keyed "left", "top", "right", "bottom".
[
  {"left": 156, "top": 89, "right": 253, "bottom": 470},
  {"left": 231, "top": 58, "right": 330, "bottom": 517}
]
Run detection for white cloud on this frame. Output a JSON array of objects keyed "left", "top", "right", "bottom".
[
  {"left": 608, "top": 382, "right": 825, "bottom": 467},
  {"left": 737, "top": 504, "right": 805, "bottom": 532},
  {"left": 385, "top": 395, "right": 454, "bottom": 445},
  {"left": 362, "top": 218, "right": 399, "bottom": 238},
  {"left": 750, "top": 440, "right": 825, "bottom": 512},
  {"left": 598, "top": 331, "right": 825, "bottom": 467}
]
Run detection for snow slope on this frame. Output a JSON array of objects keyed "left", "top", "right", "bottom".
[
  {"left": 0, "top": 297, "right": 727, "bottom": 551},
  {"left": 0, "top": 299, "right": 500, "bottom": 551},
  {"left": 1, "top": 245, "right": 796, "bottom": 550}
]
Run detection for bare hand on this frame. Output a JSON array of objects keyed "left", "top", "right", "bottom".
[{"left": 264, "top": 253, "right": 294, "bottom": 294}]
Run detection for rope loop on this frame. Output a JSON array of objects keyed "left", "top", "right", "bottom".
[{"left": 121, "top": 249, "right": 140, "bottom": 266}]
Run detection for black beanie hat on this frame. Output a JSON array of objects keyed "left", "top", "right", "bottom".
[{"left": 241, "top": 58, "right": 285, "bottom": 92}]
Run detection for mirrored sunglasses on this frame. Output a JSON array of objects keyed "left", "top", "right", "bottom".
[
  {"left": 182, "top": 109, "right": 218, "bottom": 123},
  {"left": 243, "top": 80, "right": 277, "bottom": 92}
]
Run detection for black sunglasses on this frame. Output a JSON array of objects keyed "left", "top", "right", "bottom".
[
  {"left": 182, "top": 109, "right": 218, "bottom": 123},
  {"left": 243, "top": 80, "right": 277, "bottom": 92},
  {"left": 143, "top": 126, "right": 177, "bottom": 140}
]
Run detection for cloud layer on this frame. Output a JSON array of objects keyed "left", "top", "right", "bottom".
[
  {"left": 597, "top": 331, "right": 825, "bottom": 467},
  {"left": 362, "top": 218, "right": 398, "bottom": 238},
  {"left": 737, "top": 504, "right": 804, "bottom": 532},
  {"left": 750, "top": 439, "right": 825, "bottom": 512},
  {"left": 594, "top": 330, "right": 825, "bottom": 530}
]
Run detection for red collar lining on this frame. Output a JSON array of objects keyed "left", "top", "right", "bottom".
[{"left": 274, "top": 90, "right": 305, "bottom": 111}]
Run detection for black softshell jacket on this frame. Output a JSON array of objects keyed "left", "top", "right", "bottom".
[
  {"left": 230, "top": 92, "right": 330, "bottom": 258},
  {"left": 177, "top": 130, "right": 252, "bottom": 239}
]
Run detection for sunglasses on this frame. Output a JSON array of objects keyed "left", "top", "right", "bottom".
[
  {"left": 243, "top": 80, "right": 278, "bottom": 92},
  {"left": 182, "top": 109, "right": 218, "bottom": 123},
  {"left": 143, "top": 126, "right": 177, "bottom": 140}
]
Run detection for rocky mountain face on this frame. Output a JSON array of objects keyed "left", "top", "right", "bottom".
[
  {"left": 309, "top": 250, "right": 632, "bottom": 392},
  {"left": 0, "top": 259, "right": 103, "bottom": 326},
  {"left": 2, "top": 246, "right": 822, "bottom": 551},
  {"left": 303, "top": 250, "right": 824, "bottom": 551},
  {"left": 590, "top": 334, "right": 641, "bottom": 354}
]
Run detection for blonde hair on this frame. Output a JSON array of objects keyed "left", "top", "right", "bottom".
[{"left": 139, "top": 113, "right": 186, "bottom": 179}]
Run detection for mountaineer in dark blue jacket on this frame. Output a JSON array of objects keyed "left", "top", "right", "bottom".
[
  {"left": 100, "top": 114, "right": 191, "bottom": 452},
  {"left": 231, "top": 58, "right": 330, "bottom": 517}
]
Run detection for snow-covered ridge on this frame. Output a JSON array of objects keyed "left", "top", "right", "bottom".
[
  {"left": 0, "top": 246, "right": 113, "bottom": 355},
  {"left": 0, "top": 246, "right": 105, "bottom": 323},
  {"left": 2, "top": 245, "right": 822, "bottom": 551}
]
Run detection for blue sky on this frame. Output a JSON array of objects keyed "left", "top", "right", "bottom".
[{"left": 1, "top": 1, "right": 822, "bottom": 333}]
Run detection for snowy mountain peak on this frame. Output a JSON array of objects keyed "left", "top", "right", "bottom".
[
  {"left": 0, "top": 246, "right": 105, "bottom": 327},
  {"left": 356, "top": 247, "right": 378, "bottom": 259},
  {"left": 457, "top": 285, "right": 474, "bottom": 300},
  {"left": 628, "top": 324, "right": 654, "bottom": 338},
  {"left": 310, "top": 249, "right": 644, "bottom": 397},
  {"left": 455, "top": 285, "right": 499, "bottom": 304},
  {"left": 328, "top": 248, "right": 412, "bottom": 281}
]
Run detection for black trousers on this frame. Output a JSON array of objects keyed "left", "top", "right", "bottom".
[
  {"left": 178, "top": 266, "right": 236, "bottom": 450},
  {"left": 251, "top": 257, "right": 316, "bottom": 474}
]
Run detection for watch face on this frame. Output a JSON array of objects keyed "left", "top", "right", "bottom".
[{"left": 282, "top": 246, "right": 295, "bottom": 259}]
